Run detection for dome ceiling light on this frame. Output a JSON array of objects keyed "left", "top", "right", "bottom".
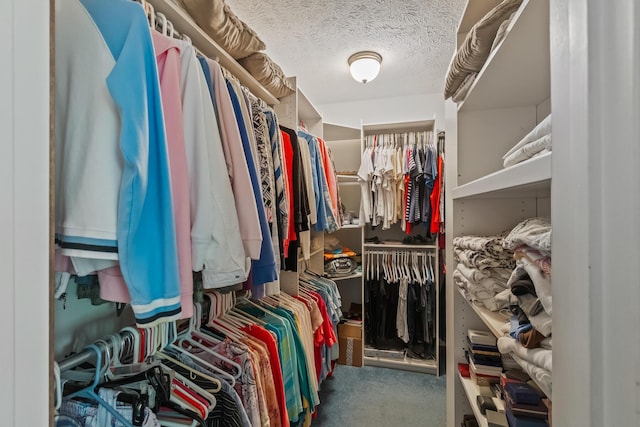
[{"left": 348, "top": 51, "right": 383, "bottom": 84}]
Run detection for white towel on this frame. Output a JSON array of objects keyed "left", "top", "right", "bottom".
[
  {"left": 503, "top": 114, "right": 552, "bottom": 159},
  {"left": 503, "top": 134, "right": 552, "bottom": 167}
]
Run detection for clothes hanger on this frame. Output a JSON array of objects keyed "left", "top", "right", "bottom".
[
  {"left": 62, "top": 344, "right": 135, "bottom": 427},
  {"left": 53, "top": 361, "right": 62, "bottom": 411},
  {"left": 171, "top": 336, "right": 239, "bottom": 385},
  {"left": 178, "top": 305, "right": 242, "bottom": 382},
  {"left": 156, "top": 349, "right": 224, "bottom": 392}
]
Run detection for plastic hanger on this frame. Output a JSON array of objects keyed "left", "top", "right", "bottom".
[
  {"left": 174, "top": 337, "right": 239, "bottom": 385},
  {"left": 156, "top": 350, "right": 223, "bottom": 392},
  {"left": 63, "top": 345, "right": 134, "bottom": 427},
  {"left": 53, "top": 361, "right": 62, "bottom": 411}
]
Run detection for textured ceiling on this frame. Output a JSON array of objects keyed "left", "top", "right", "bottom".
[{"left": 226, "top": 0, "right": 467, "bottom": 105}]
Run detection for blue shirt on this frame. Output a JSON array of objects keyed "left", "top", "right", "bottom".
[{"left": 81, "top": 0, "right": 181, "bottom": 326}]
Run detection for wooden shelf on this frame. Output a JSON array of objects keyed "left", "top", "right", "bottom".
[
  {"left": 458, "top": 0, "right": 550, "bottom": 112},
  {"left": 330, "top": 272, "right": 362, "bottom": 282},
  {"left": 458, "top": 288, "right": 510, "bottom": 339},
  {"left": 364, "top": 243, "right": 437, "bottom": 250},
  {"left": 452, "top": 152, "right": 551, "bottom": 199},
  {"left": 458, "top": 373, "right": 490, "bottom": 427},
  {"left": 146, "top": 0, "right": 279, "bottom": 105}
]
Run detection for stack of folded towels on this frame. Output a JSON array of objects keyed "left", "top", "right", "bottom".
[{"left": 503, "top": 115, "right": 552, "bottom": 168}]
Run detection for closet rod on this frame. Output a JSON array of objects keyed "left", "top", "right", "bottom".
[
  {"left": 58, "top": 343, "right": 112, "bottom": 373},
  {"left": 145, "top": 0, "right": 279, "bottom": 105}
]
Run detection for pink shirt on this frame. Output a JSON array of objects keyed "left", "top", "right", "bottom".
[{"left": 206, "top": 59, "right": 263, "bottom": 260}]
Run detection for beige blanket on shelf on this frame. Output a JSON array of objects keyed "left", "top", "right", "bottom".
[
  {"left": 444, "top": 0, "right": 524, "bottom": 99},
  {"left": 503, "top": 134, "right": 552, "bottom": 167}
]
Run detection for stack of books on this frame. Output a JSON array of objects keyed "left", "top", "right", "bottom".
[
  {"left": 502, "top": 380, "right": 549, "bottom": 426},
  {"left": 466, "top": 329, "right": 503, "bottom": 395}
]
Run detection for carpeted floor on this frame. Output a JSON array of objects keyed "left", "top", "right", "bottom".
[{"left": 313, "top": 365, "right": 447, "bottom": 426}]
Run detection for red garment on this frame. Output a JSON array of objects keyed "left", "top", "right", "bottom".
[
  {"left": 310, "top": 291, "right": 337, "bottom": 348},
  {"left": 241, "top": 324, "right": 290, "bottom": 427},
  {"left": 429, "top": 154, "right": 443, "bottom": 234},
  {"left": 280, "top": 130, "right": 297, "bottom": 257}
]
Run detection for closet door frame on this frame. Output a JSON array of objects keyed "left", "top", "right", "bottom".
[
  {"left": 0, "top": 0, "right": 51, "bottom": 425},
  {"left": 551, "top": 0, "right": 640, "bottom": 425}
]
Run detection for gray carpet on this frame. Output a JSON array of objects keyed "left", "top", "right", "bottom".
[{"left": 313, "top": 365, "right": 447, "bottom": 426}]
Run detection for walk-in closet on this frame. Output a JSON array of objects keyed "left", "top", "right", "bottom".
[{"left": 2, "top": 0, "right": 639, "bottom": 426}]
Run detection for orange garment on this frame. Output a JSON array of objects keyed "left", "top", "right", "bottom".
[{"left": 317, "top": 137, "right": 339, "bottom": 220}]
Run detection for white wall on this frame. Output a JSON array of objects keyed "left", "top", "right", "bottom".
[
  {"left": 317, "top": 92, "right": 445, "bottom": 129},
  {"left": 0, "top": 0, "right": 50, "bottom": 425}
]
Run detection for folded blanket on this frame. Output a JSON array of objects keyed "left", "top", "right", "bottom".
[
  {"left": 456, "top": 262, "right": 490, "bottom": 283},
  {"left": 509, "top": 353, "right": 552, "bottom": 399},
  {"left": 453, "top": 235, "right": 511, "bottom": 258},
  {"left": 515, "top": 246, "right": 552, "bottom": 277},
  {"left": 455, "top": 247, "right": 516, "bottom": 270},
  {"left": 503, "top": 114, "right": 552, "bottom": 159},
  {"left": 454, "top": 268, "right": 512, "bottom": 311},
  {"left": 444, "top": 0, "right": 524, "bottom": 98},
  {"left": 452, "top": 72, "right": 477, "bottom": 103},
  {"left": 491, "top": 11, "right": 516, "bottom": 52},
  {"left": 503, "top": 217, "right": 552, "bottom": 253},
  {"left": 516, "top": 292, "right": 552, "bottom": 337},
  {"left": 498, "top": 336, "right": 552, "bottom": 372},
  {"left": 516, "top": 256, "right": 552, "bottom": 315},
  {"left": 503, "top": 134, "right": 552, "bottom": 167}
]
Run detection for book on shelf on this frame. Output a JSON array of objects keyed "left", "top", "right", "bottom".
[
  {"left": 469, "top": 358, "right": 504, "bottom": 377},
  {"left": 468, "top": 329, "right": 498, "bottom": 347},
  {"left": 470, "top": 367, "right": 501, "bottom": 387},
  {"left": 503, "top": 382, "right": 542, "bottom": 406},
  {"left": 486, "top": 409, "right": 509, "bottom": 427},
  {"left": 467, "top": 349, "right": 503, "bottom": 367},
  {"left": 466, "top": 336, "right": 500, "bottom": 353},
  {"left": 505, "top": 410, "right": 548, "bottom": 427},
  {"left": 505, "top": 392, "right": 548, "bottom": 420}
]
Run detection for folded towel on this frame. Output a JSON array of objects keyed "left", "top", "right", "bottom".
[
  {"left": 503, "top": 114, "right": 552, "bottom": 159},
  {"left": 503, "top": 134, "right": 552, "bottom": 167}
]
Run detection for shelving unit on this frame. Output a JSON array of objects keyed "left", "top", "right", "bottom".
[
  {"left": 458, "top": 373, "right": 490, "bottom": 427},
  {"left": 359, "top": 118, "right": 441, "bottom": 376},
  {"left": 457, "top": 289, "right": 509, "bottom": 338},
  {"left": 364, "top": 243, "right": 437, "bottom": 250},
  {"left": 445, "top": 0, "right": 551, "bottom": 425},
  {"left": 146, "top": 0, "right": 279, "bottom": 105},
  {"left": 332, "top": 272, "right": 363, "bottom": 282},
  {"left": 322, "top": 123, "right": 364, "bottom": 319}
]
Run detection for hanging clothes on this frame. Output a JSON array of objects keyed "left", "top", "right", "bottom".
[{"left": 55, "top": 0, "right": 182, "bottom": 326}]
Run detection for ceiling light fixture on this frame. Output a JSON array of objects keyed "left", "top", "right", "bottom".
[{"left": 348, "top": 51, "right": 382, "bottom": 84}]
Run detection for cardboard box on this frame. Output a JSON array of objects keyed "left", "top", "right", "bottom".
[{"left": 337, "top": 323, "right": 363, "bottom": 367}]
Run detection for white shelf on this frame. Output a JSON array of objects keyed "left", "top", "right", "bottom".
[
  {"left": 459, "top": 288, "right": 510, "bottom": 339},
  {"left": 330, "top": 272, "right": 362, "bottom": 282},
  {"left": 339, "top": 224, "right": 363, "bottom": 229},
  {"left": 337, "top": 181, "right": 360, "bottom": 187},
  {"left": 336, "top": 174, "right": 359, "bottom": 180},
  {"left": 452, "top": 152, "right": 551, "bottom": 199},
  {"left": 458, "top": 373, "right": 489, "bottom": 427},
  {"left": 146, "top": 0, "right": 279, "bottom": 105},
  {"left": 458, "top": 0, "right": 550, "bottom": 112},
  {"left": 362, "top": 118, "right": 435, "bottom": 135},
  {"left": 364, "top": 355, "right": 438, "bottom": 374},
  {"left": 310, "top": 247, "right": 324, "bottom": 258},
  {"left": 364, "top": 243, "right": 437, "bottom": 250}
]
